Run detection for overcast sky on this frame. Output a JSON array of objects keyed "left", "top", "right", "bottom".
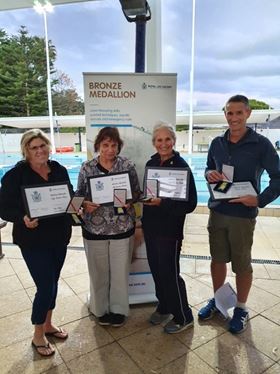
[{"left": 1, "top": 0, "right": 280, "bottom": 111}]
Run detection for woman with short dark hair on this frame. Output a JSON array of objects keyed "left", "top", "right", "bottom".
[{"left": 76, "top": 127, "right": 141, "bottom": 327}]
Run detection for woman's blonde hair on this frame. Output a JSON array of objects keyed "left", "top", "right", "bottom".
[
  {"left": 152, "top": 121, "right": 176, "bottom": 144},
  {"left": 20, "top": 129, "right": 51, "bottom": 159}
]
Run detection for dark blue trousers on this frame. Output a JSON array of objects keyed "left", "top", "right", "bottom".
[
  {"left": 144, "top": 234, "right": 192, "bottom": 325},
  {"left": 21, "top": 245, "right": 67, "bottom": 325}
]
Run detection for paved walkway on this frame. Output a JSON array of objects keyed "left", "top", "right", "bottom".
[{"left": 0, "top": 213, "right": 279, "bottom": 373}]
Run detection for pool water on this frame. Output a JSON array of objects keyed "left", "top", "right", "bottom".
[{"left": 0, "top": 152, "right": 279, "bottom": 206}]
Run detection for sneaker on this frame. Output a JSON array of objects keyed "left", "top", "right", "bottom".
[
  {"left": 110, "top": 313, "right": 126, "bottom": 327},
  {"left": 228, "top": 307, "right": 249, "bottom": 334},
  {"left": 198, "top": 298, "right": 218, "bottom": 320},
  {"left": 164, "top": 317, "right": 194, "bottom": 334},
  {"left": 149, "top": 311, "right": 171, "bottom": 325},
  {"left": 98, "top": 314, "right": 111, "bottom": 326}
]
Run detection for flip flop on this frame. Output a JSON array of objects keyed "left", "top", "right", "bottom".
[
  {"left": 31, "top": 341, "right": 55, "bottom": 357},
  {"left": 45, "top": 327, "right": 68, "bottom": 339}
]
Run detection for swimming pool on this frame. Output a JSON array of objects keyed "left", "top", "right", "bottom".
[{"left": 0, "top": 152, "right": 279, "bottom": 206}]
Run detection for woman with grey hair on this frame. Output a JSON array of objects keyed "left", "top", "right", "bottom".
[
  {"left": 0, "top": 129, "right": 72, "bottom": 356},
  {"left": 142, "top": 122, "right": 197, "bottom": 333}
]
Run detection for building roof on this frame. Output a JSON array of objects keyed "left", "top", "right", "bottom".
[
  {"left": 1, "top": 110, "right": 280, "bottom": 129},
  {"left": 0, "top": 0, "right": 99, "bottom": 12}
]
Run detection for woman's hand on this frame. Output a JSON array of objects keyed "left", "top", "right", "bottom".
[
  {"left": 143, "top": 197, "right": 161, "bottom": 206},
  {"left": 83, "top": 200, "right": 100, "bottom": 213},
  {"left": 23, "top": 215, "right": 39, "bottom": 229}
]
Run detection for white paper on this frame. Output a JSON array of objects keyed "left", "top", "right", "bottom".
[{"left": 214, "top": 282, "right": 237, "bottom": 318}]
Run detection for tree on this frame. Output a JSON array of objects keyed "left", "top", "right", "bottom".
[
  {"left": 0, "top": 26, "right": 84, "bottom": 118},
  {"left": 0, "top": 26, "right": 56, "bottom": 117},
  {"left": 52, "top": 71, "right": 84, "bottom": 115},
  {"left": 249, "top": 99, "right": 271, "bottom": 110}
]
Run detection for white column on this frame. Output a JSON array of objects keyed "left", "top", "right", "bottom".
[
  {"left": 188, "top": 0, "right": 196, "bottom": 154},
  {"left": 146, "top": 0, "right": 162, "bottom": 72},
  {"left": 43, "top": 10, "right": 55, "bottom": 154}
]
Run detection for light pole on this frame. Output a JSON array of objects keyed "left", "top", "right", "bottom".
[
  {"left": 34, "top": 0, "right": 56, "bottom": 154},
  {"left": 119, "top": 0, "right": 151, "bottom": 72},
  {"left": 188, "top": 0, "right": 196, "bottom": 154}
]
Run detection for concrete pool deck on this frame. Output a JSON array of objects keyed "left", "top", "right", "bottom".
[{"left": 0, "top": 210, "right": 279, "bottom": 373}]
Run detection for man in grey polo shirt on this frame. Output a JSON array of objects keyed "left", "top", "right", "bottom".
[{"left": 198, "top": 95, "right": 280, "bottom": 333}]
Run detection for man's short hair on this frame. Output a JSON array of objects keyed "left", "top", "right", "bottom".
[{"left": 224, "top": 95, "right": 250, "bottom": 111}]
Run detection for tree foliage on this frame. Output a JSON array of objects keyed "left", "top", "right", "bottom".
[
  {"left": 52, "top": 71, "right": 84, "bottom": 115},
  {"left": 249, "top": 99, "right": 271, "bottom": 110},
  {"left": 0, "top": 26, "right": 84, "bottom": 117},
  {"left": 0, "top": 26, "right": 56, "bottom": 116}
]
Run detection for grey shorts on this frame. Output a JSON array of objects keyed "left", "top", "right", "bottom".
[{"left": 207, "top": 210, "right": 256, "bottom": 274}]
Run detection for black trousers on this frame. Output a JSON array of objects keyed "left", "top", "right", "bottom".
[
  {"left": 21, "top": 245, "right": 67, "bottom": 325},
  {"left": 144, "top": 234, "right": 192, "bottom": 324}
]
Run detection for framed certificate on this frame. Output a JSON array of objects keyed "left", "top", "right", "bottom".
[
  {"left": 88, "top": 171, "right": 132, "bottom": 205},
  {"left": 144, "top": 167, "right": 190, "bottom": 201},
  {"left": 207, "top": 181, "right": 257, "bottom": 201},
  {"left": 22, "top": 182, "right": 72, "bottom": 219}
]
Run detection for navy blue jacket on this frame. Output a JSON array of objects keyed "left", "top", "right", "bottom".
[
  {"left": 207, "top": 127, "right": 280, "bottom": 218},
  {"left": 142, "top": 151, "right": 197, "bottom": 239}
]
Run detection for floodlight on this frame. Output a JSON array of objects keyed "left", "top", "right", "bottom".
[
  {"left": 34, "top": 0, "right": 53, "bottom": 14},
  {"left": 119, "top": 0, "right": 151, "bottom": 22}
]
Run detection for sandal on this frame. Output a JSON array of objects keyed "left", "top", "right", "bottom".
[
  {"left": 45, "top": 327, "right": 68, "bottom": 339},
  {"left": 32, "top": 341, "right": 55, "bottom": 357}
]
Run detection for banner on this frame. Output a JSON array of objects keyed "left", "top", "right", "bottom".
[{"left": 83, "top": 72, "right": 177, "bottom": 304}]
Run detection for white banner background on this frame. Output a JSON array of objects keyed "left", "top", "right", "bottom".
[{"left": 83, "top": 72, "right": 177, "bottom": 304}]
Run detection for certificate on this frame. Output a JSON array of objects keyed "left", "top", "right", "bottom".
[
  {"left": 88, "top": 171, "right": 132, "bottom": 205},
  {"left": 208, "top": 181, "right": 257, "bottom": 201},
  {"left": 22, "top": 182, "right": 72, "bottom": 219},
  {"left": 145, "top": 167, "right": 190, "bottom": 201}
]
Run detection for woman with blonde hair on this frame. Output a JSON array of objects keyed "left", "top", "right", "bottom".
[{"left": 0, "top": 129, "right": 72, "bottom": 356}]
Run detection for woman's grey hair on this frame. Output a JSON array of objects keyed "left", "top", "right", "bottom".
[
  {"left": 20, "top": 129, "right": 51, "bottom": 159},
  {"left": 152, "top": 121, "right": 176, "bottom": 144}
]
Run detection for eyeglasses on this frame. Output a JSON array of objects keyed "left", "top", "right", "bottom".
[{"left": 28, "top": 143, "right": 48, "bottom": 151}]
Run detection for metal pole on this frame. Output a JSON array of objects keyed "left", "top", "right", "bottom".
[
  {"left": 78, "top": 127, "right": 82, "bottom": 151},
  {"left": 135, "top": 19, "right": 146, "bottom": 73},
  {"left": 188, "top": 0, "right": 196, "bottom": 154},
  {"left": 43, "top": 10, "right": 56, "bottom": 154},
  {"left": 0, "top": 220, "right": 7, "bottom": 260}
]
